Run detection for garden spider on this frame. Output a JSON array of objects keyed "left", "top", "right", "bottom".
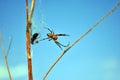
[{"left": 40, "top": 27, "right": 70, "bottom": 50}]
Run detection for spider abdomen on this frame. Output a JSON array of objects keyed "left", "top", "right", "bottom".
[
  {"left": 47, "top": 33, "right": 58, "bottom": 40},
  {"left": 52, "top": 35, "right": 58, "bottom": 40}
]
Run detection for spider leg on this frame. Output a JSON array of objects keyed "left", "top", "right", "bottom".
[
  {"left": 54, "top": 40, "right": 70, "bottom": 50},
  {"left": 33, "top": 37, "right": 52, "bottom": 44},
  {"left": 32, "top": 37, "right": 50, "bottom": 44},
  {"left": 55, "top": 34, "right": 69, "bottom": 36},
  {"left": 44, "top": 27, "right": 54, "bottom": 34},
  {"left": 48, "top": 38, "right": 52, "bottom": 41},
  {"left": 39, "top": 37, "right": 50, "bottom": 41},
  {"left": 56, "top": 41, "right": 70, "bottom": 47},
  {"left": 54, "top": 40, "right": 63, "bottom": 50}
]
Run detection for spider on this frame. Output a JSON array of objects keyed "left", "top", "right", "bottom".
[
  {"left": 31, "top": 33, "right": 40, "bottom": 44},
  {"left": 39, "top": 27, "right": 70, "bottom": 50}
]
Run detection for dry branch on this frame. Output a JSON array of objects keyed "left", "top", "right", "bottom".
[
  {"left": 29, "top": 0, "right": 35, "bottom": 22},
  {"left": 42, "top": 1, "right": 120, "bottom": 80},
  {"left": 7, "top": 37, "right": 12, "bottom": 57},
  {"left": 0, "top": 33, "right": 12, "bottom": 80},
  {"left": 26, "top": 0, "right": 35, "bottom": 80}
]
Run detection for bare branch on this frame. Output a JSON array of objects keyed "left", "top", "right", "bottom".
[
  {"left": 29, "top": 0, "right": 35, "bottom": 22},
  {"left": 6, "top": 36, "right": 12, "bottom": 57},
  {"left": 26, "top": 0, "right": 28, "bottom": 22},
  {"left": 42, "top": 1, "right": 120, "bottom": 80},
  {"left": 26, "top": 0, "right": 35, "bottom": 80},
  {"left": 0, "top": 33, "right": 12, "bottom": 80}
]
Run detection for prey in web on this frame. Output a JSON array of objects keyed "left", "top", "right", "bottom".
[{"left": 31, "top": 33, "right": 40, "bottom": 44}]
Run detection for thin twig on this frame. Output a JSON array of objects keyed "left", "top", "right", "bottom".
[
  {"left": 6, "top": 36, "right": 12, "bottom": 57},
  {"left": 26, "top": 0, "right": 29, "bottom": 22},
  {"left": 29, "top": 0, "right": 35, "bottom": 22},
  {"left": 42, "top": 1, "right": 120, "bottom": 80},
  {"left": 0, "top": 33, "right": 12, "bottom": 80},
  {"left": 26, "top": 0, "right": 35, "bottom": 80}
]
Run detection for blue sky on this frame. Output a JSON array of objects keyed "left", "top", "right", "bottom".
[{"left": 0, "top": 0, "right": 120, "bottom": 80}]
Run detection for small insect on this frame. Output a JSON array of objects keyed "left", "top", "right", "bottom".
[
  {"left": 31, "top": 33, "right": 40, "bottom": 44},
  {"left": 40, "top": 27, "right": 70, "bottom": 50}
]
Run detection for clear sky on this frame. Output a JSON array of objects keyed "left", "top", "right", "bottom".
[{"left": 0, "top": 0, "right": 120, "bottom": 80}]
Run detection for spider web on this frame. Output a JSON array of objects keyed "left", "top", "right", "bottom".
[{"left": 31, "top": 0, "right": 43, "bottom": 36}]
